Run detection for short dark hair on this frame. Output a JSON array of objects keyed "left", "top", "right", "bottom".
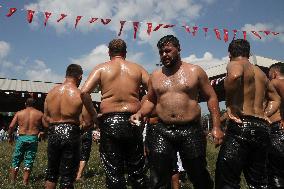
[
  {"left": 25, "top": 98, "right": 35, "bottom": 107},
  {"left": 157, "top": 35, "right": 181, "bottom": 51},
  {"left": 108, "top": 39, "right": 127, "bottom": 57},
  {"left": 270, "top": 62, "right": 284, "bottom": 74},
  {"left": 66, "top": 64, "right": 83, "bottom": 78},
  {"left": 228, "top": 39, "right": 250, "bottom": 58}
]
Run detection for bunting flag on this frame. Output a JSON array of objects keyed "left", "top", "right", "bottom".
[
  {"left": 27, "top": 10, "right": 35, "bottom": 23},
  {"left": 214, "top": 28, "right": 221, "bottom": 40},
  {"left": 147, "top": 23, "right": 153, "bottom": 35},
  {"left": 263, "top": 31, "right": 270, "bottom": 35},
  {"left": 6, "top": 8, "right": 17, "bottom": 17},
  {"left": 242, "top": 31, "right": 247, "bottom": 40},
  {"left": 118, "top": 20, "right": 126, "bottom": 36},
  {"left": 223, "top": 29, "right": 229, "bottom": 42},
  {"left": 192, "top": 26, "right": 198, "bottom": 36},
  {"left": 203, "top": 27, "right": 208, "bottom": 37},
  {"left": 272, "top": 32, "right": 280, "bottom": 35},
  {"left": 57, "top": 13, "right": 67, "bottom": 22},
  {"left": 251, "top": 31, "right": 261, "bottom": 39},
  {"left": 89, "top": 17, "right": 98, "bottom": 23},
  {"left": 0, "top": 5, "right": 283, "bottom": 41},
  {"left": 153, "top": 24, "right": 163, "bottom": 31},
  {"left": 183, "top": 25, "right": 190, "bottom": 33},
  {"left": 133, "top": 22, "right": 139, "bottom": 39},
  {"left": 232, "top": 29, "right": 238, "bottom": 39},
  {"left": 44, "top": 12, "right": 51, "bottom": 26},
  {"left": 101, "top": 18, "right": 111, "bottom": 25},
  {"left": 75, "top": 16, "right": 82, "bottom": 28},
  {"left": 163, "top": 24, "right": 175, "bottom": 28}
]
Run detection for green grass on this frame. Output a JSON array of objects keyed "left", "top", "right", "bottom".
[{"left": 0, "top": 140, "right": 246, "bottom": 189}]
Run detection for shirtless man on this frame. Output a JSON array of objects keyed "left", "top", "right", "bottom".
[
  {"left": 268, "top": 62, "right": 284, "bottom": 188},
  {"left": 131, "top": 35, "right": 223, "bottom": 189},
  {"left": 81, "top": 39, "right": 149, "bottom": 188},
  {"left": 215, "top": 39, "right": 280, "bottom": 189},
  {"left": 44, "top": 64, "right": 93, "bottom": 189},
  {"left": 8, "top": 98, "right": 44, "bottom": 185}
]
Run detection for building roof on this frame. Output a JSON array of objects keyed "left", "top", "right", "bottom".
[
  {"left": 205, "top": 55, "right": 282, "bottom": 78},
  {"left": 0, "top": 78, "right": 101, "bottom": 102}
]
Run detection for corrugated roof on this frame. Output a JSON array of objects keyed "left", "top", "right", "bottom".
[
  {"left": 205, "top": 55, "right": 282, "bottom": 78},
  {"left": 0, "top": 78, "right": 101, "bottom": 102}
]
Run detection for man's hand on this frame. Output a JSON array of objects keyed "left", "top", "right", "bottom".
[
  {"left": 211, "top": 127, "right": 224, "bottom": 147},
  {"left": 130, "top": 112, "right": 142, "bottom": 126}
]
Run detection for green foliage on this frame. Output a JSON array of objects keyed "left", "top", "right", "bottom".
[{"left": 0, "top": 141, "right": 246, "bottom": 188}]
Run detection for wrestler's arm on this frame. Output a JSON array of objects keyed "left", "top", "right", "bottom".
[
  {"left": 42, "top": 98, "right": 50, "bottom": 128},
  {"left": 130, "top": 77, "right": 156, "bottom": 124},
  {"left": 197, "top": 66, "right": 223, "bottom": 145},
  {"left": 265, "top": 79, "right": 281, "bottom": 117},
  {"left": 141, "top": 67, "right": 150, "bottom": 92},
  {"left": 81, "top": 106, "right": 95, "bottom": 130},
  {"left": 80, "top": 66, "right": 100, "bottom": 122},
  {"left": 8, "top": 112, "right": 18, "bottom": 142}
]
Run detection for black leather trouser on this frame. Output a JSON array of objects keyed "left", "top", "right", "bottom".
[
  {"left": 99, "top": 112, "right": 147, "bottom": 189},
  {"left": 80, "top": 130, "right": 92, "bottom": 161},
  {"left": 268, "top": 121, "right": 284, "bottom": 189},
  {"left": 147, "top": 120, "right": 213, "bottom": 189},
  {"left": 46, "top": 123, "right": 81, "bottom": 189},
  {"left": 215, "top": 116, "right": 270, "bottom": 189}
]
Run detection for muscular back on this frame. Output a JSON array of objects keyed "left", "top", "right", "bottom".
[
  {"left": 85, "top": 58, "right": 148, "bottom": 114},
  {"left": 45, "top": 83, "right": 83, "bottom": 124},
  {"left": 270, "top": 79, "right": 284, "bottom": 121},
  {"left": 14, "top": 107, "right": 43, "bottom": 135},
  {"left": 225, "top": 59, "right": 268, "bottom": 118}
]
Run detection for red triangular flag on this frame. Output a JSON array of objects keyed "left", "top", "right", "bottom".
[
  {"left": 251, "top": 31, "right": 261, "bottom": 39},
  {"left": 118, "top": 21, "right": 126, "bottom": 36},
  {"left": 203, "top": 27, "right": 208, "bottom": 37},
  {"left": 57, "top": 14, "right": 67, "bottom": 22},
  {"left": 147, "top": 23, "right": 153, "bottom": 35},
  {"left": 183, "top": 25, "right": 190, "bottom": 33},
  {"left": 44, "top": 12, "right": 51, "bottom": 26},
  {"left": 101, "top": 18, "right": 111, "bottom": 25},
  {"left": 133, "top": 22, "right": 139, "bottom": 39},
  {"left": 243, "top": 31, "right": 247, "bottom": 40},
  {"left": 232, "top": 29, "right": 238, "bottom": 39},
  {"left": 214, "top": 28, "right": 221, "bottom": 40},
  {"left": 75, "top": 16, "right": 83, "bottom": 28},
  {"left": 6, "top": 8, "right": 17, "bottom": 17},
  {"left": 263, "top": 31, "right": 270, "bottom": 35},
  {"left": 89, "top": 18, "right": 98, "bottom": 23},
  {"left": 163, "top": 24, "right": 175, "bottom": 28},
  {"left": 192, "top": 26, "right": 198, "bottom": 36},
  {"left": 272, "top": 32, "right": 280, "bottom": 35},
  {"left": 27, "top": 10, "right": 35, "bottom": 23},
  {"left": 153, "top": 24, "right": 163, "bottom": 31},
  {"left": 223, "top": 29, "right": 229, "bottom": 42}
]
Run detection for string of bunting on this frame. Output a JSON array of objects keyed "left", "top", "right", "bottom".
[{"left": 2, "top": 5, "right": 283, "bottom": 42}]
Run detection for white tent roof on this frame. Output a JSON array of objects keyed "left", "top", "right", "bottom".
[{"left": 205, "top": 55, "right": 282, "bottom": 78}]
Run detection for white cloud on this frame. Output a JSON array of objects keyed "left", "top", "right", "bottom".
[
  {"left": 25, "top": 59, "right": 63, "bottom": 82},
  {"left": 0, "top": 41, "right": 11, "bottom": 59},
  {"left": 241, "top": 23, "right": 284, "bottom": 43},
  {"left": 70, "top": 44, "right": 145, "bottom": 73},
  {"left": 182, "top": 52, "right": 228, "bottom": 69}
]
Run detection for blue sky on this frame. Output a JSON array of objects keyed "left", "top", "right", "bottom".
[{"left": 0, "top": 0, "right": 284, "bottom": 113}]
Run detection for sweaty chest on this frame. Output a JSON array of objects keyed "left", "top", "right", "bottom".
[{"left": 153, "top": 73, "right": 197, "bottom": 95}]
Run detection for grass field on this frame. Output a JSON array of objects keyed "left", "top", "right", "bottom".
[{"left": 0, "top": 140, "right": 246, "bottom": 189}]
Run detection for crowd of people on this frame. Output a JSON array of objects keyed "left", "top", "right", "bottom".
[{"left": 5, "top": 35, "right": 284, "bottom": 189}]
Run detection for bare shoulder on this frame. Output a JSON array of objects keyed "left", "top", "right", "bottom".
[{"left": 183, "top": 62, "right": 206, "bottom": 75}]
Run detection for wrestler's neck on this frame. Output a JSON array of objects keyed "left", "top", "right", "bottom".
[
  {"left": 230, "top": 56, "right": 249, "bottom": 62},
  {"left": 110, "top": 54, "right": 126, "bottom": 60},
  {"left": 63, "top": 77, "right": 79, "bottom": 87}
]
